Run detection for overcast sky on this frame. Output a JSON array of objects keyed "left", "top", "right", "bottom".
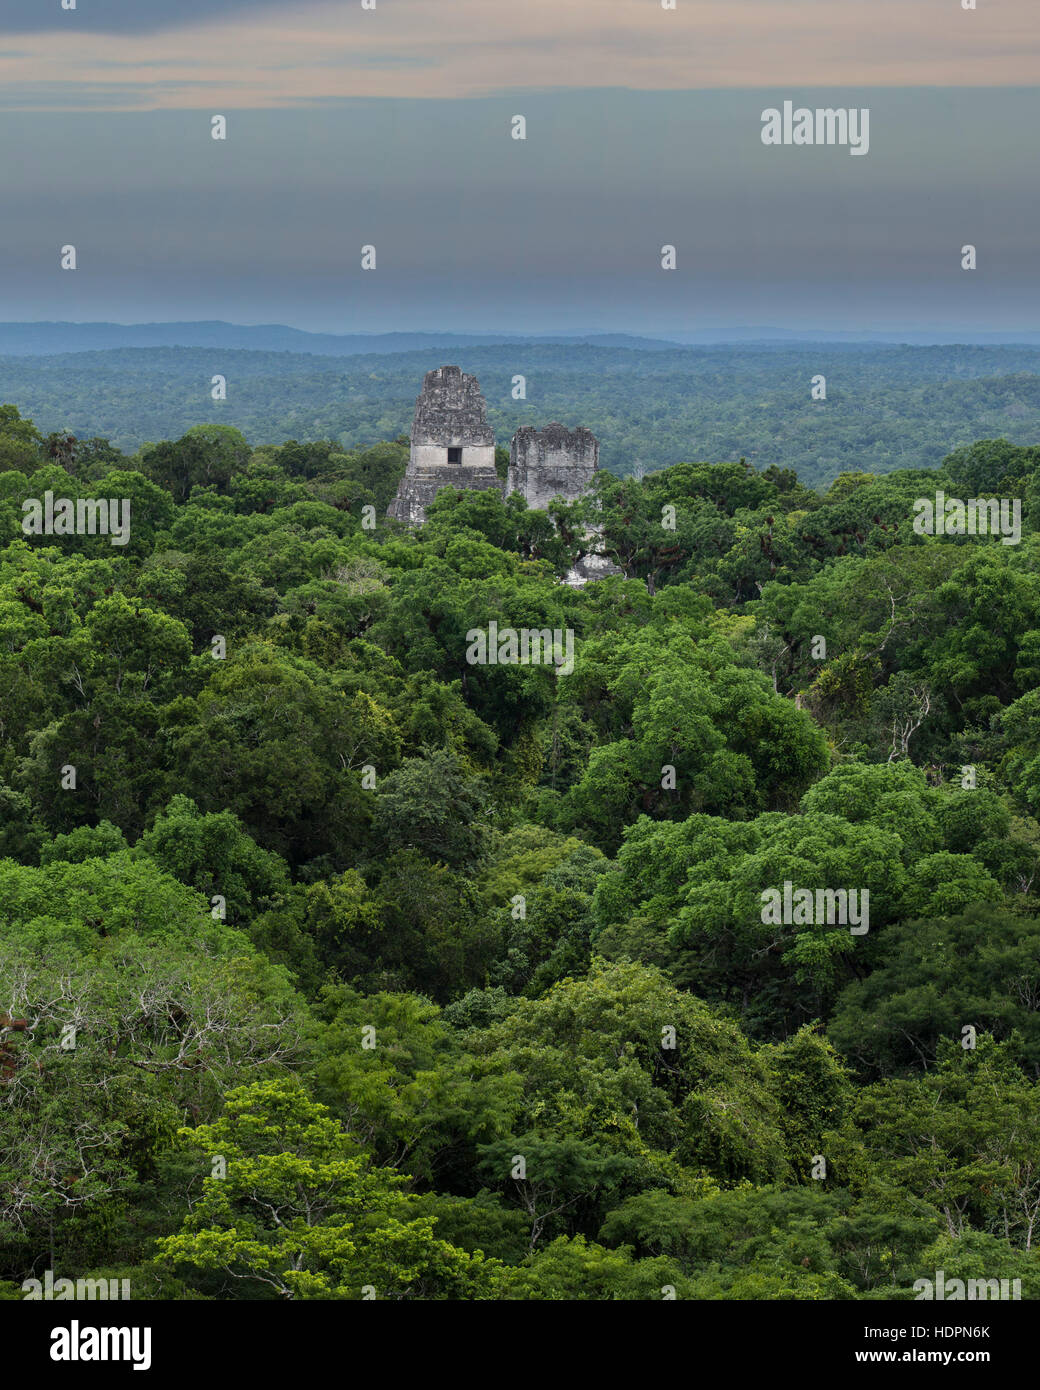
[{"left": 0, "top": 0, "right": 1034, "bottom": 334}]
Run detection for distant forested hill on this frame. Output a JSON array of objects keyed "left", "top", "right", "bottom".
[{"left": 2, "top": 341, "right": 1040, "bottom": 488}]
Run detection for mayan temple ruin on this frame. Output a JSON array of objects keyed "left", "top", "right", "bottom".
[
  {"left": 386, "top": 364, "right": 617, "bottom": 582},
  {"left": 387, "top": 365, "right": 502, "bottom": 524},
  {"left": 507, "top": 424, "right": 600, "bottom": 509},
  {"left": 387, "top": 364, "right": 610, "bottom": 524}
]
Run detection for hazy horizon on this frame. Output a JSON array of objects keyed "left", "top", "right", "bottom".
[{"left": 3, "top": 319, "right": 1040, "bottom": 349}]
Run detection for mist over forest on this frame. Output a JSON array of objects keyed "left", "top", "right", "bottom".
[{"left": 4, "top": 338, "right": 1040, "bottom": 489}]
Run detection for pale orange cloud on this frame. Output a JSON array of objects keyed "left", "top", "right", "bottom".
[{"left": 1, "top": 0, "right": 1035, "bottom": 110}]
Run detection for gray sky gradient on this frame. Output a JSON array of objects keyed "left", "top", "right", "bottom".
[
  {"left": 0, "top": 1, "right": 1035, "bottom": 335},
  {"left": 0, "top": 88, "right": 1034, "bottom": 335}
]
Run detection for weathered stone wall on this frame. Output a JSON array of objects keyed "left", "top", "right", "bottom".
[
  {"left": 563, "top": 544, "right": 622, "bottom": 588},
  {"left": 411, "top": 365, "right": 495, "bottom": 448},
  {"left": 388, "top": 365, "right": 502, "bottom": 524},
  {"left": 507, "top": 423, "right": 599, "bottom": 509}
]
